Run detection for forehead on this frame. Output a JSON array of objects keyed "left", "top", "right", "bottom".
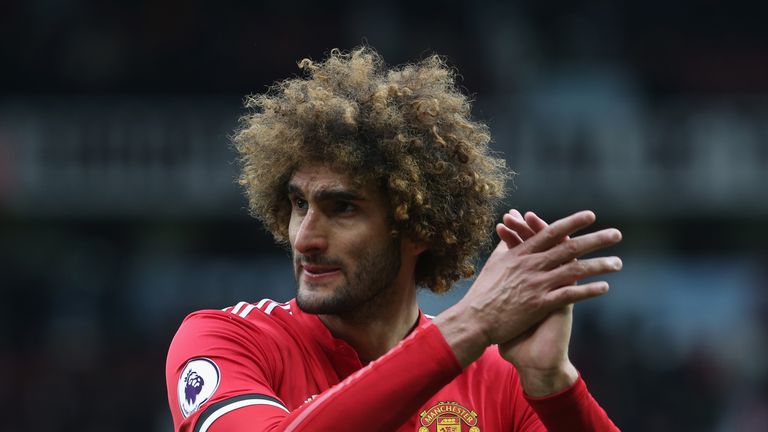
[
  {"left": 290, "top": 164, "right": 350, "bottom": 187},
  {"left": 288, "top": 164, "right": 370, "bottom": 196}
]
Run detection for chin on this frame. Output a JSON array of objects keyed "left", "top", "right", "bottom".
[
  {"left": 296, "top": 286, "right": 354, "bottom": 315},
  {"left": 295, "top": 286, "right": 330, "bottom": 314}
]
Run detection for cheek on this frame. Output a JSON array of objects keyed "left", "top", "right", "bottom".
[
  {"left": 333, "top": 236, "right": 367, "bottom": 265},
  {"left": 287, "top": 213, "right": 300, "bottom": 245},
  {"left": 342, "top": 229, "right": 382, "bottom": 256}
]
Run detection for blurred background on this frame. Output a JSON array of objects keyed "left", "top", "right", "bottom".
[{"left": 2, "top": 0, "right": 767, "bottom": 431}]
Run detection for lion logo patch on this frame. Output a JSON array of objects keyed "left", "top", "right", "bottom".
[{"left": 177, "top": 358, "right": 220, "bottom": 417}]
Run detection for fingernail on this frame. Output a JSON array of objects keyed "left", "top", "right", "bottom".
[{"left": 611, "top": 257, "right": 623, "bottom": 270}]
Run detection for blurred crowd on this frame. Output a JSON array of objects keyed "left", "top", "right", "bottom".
[{"left": 2, "top": 1, "right": 767, "bottom": 431}]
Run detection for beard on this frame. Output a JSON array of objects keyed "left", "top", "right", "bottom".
[{"left": 294, "top": 238, "right": 402, "bottom": 316}]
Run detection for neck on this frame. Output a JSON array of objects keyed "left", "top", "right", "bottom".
[{"left": 319, "top": 278, "right": 419, "bottom": 364}]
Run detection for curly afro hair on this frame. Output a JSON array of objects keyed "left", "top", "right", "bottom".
[{"left": 233, "top": 47, "right": 509, "bottom": 293}]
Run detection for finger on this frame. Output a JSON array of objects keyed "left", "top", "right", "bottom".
[
  {"left": 546, "top": 257, "right": 622, "bottom": 286},
  {"left": 508, "top": 208, "right": 524, "bottom": 220},
  {"left": 524, "top": 211, "right": 549, "bottom": 233},
  {"left": 506, "top": 209, "right": 534, "bottom": 230},
  {"left": 526, "top": 211, "right": 572, "bottom": 245},
  {"left": 544, "top": 281, "right": 610, "bottom": 308},
  {"left": 542, "top": 228, "right": 622, "bottom": 268},
  {"left": 502, "top": 213, "right": 536, "bottom": 240},
  {"left": 496, "top": 223, "right": 524, "bottom": 247},
  {"left": 523, "top": 210, "right": 597, "bottom": 253}
]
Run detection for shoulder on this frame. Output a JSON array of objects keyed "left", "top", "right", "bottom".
[
  {"left": 221, "top": 299, "right": 295, "bottom": 321},
  {"left": 179, "top": 299, "right": 297, "bottom": 336},
  {"left": 168, "top": 299, "right": 298, "bottom": 367},
  {"left": 165, "top": 300, "right": 298, "bottom": 429}
]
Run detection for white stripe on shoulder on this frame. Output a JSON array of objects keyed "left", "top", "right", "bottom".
[
  {"left": 238, "top": 304, "right": 256, "bottom": 318},
  {"left": 198, "top": 399, "right": 289, "bottom": 432},
  {"left": 230, "top": 301, "right": 248, "bottom": 315},
  {"left": 264, "top": 301, "right": 291, "bottom": 315},
  {"left": 424, "top": 314, "right": 435, "bottom": 320},
  {"left": 225, "top": 299, "right": 292, "bottom": 318}
]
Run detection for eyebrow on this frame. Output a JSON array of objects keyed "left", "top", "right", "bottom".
[{"left": 287, "top": 183, "right": 365, "bottom": 202}]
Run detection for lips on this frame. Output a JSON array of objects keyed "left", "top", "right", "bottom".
[{"left": 301, "top": 264, "right": 342, "bottom": 281}]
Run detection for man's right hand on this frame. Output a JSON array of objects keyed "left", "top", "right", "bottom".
[{"left": 434, "top": 210, "right": 622, "bottom": 368}]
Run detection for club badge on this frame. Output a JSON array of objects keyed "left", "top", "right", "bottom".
[{"left": 418, "top": 401, "right": 480, "bottom": 432}]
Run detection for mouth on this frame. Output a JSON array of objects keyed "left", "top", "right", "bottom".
[{"left": 300, "top": 264, "right": 342, "bottom": 281}]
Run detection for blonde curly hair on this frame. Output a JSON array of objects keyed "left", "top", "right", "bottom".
[{"left": 233, "top": 47, "right": 509, "bottom": 293}]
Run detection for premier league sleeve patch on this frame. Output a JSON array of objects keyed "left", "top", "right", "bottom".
[{"left": 177, "top": 357, "right": 221, "bottom": 418}]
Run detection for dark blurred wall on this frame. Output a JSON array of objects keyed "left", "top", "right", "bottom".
[{"left": 2, "top": 1, "right": 767, "bottom": 431}]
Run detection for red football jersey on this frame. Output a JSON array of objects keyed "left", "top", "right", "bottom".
[{"left": 166, "top": 298, "right": 619, "bottom": 431}]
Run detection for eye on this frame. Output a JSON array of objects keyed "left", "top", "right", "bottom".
[
  {"left": 336, "top": 201, "right": 356, "bottom": 214},
  {"left": 293, "top": 197, "right": 308, "bottom": 210}
]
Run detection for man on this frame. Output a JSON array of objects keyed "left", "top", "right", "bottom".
[{"left": 166, "top": 47, "right": 623, "bottom": 431}]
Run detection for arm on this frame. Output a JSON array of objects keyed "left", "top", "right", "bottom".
[
  {"left": 166, "top": 312, "right": 462, "bottom": 432},
  {"left": 523, "top": 375, "right": 619, "bottom": 431}
]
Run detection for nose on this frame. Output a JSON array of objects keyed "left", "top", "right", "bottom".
[{"left": 292, "top": 208, "right": 329, "bottom": 255}]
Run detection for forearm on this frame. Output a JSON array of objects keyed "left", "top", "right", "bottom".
[
  {"left": 209, "top": 320, "right": 462, "bottom": 431},
  {"left": 432, "top": 301, "right": 489, "bottom": 368},
  {"left": 284, "top": 321, "right": 460, "bottom": 430},
  {"left": 524, "top": 375, "right": 620, "bottom": 432}
]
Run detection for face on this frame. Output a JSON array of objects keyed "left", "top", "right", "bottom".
[{"left": 287, "top": 165, "right": 403, "bottom": 315}]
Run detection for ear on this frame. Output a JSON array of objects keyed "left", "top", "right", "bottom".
[{"left": 402, "top": 236, "right": 428, "bottom": 257}]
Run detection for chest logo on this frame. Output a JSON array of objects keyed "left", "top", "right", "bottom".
[{"left": 418, "top": 401, "right": 480, "bottom": 432}]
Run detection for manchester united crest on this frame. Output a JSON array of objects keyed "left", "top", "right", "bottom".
[{"left": 418, "top": 401, "right": 480, "bottom": 432}]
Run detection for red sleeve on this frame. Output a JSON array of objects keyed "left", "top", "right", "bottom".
[
  {"left": 166, "top": 311, "right": 288, "bottom": 431},
  {"left": 522, "top": 375, "right": 620, "bottom": 431},
  {"left": 166, "top": 311, "right": 462, "bottom": 432}
]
